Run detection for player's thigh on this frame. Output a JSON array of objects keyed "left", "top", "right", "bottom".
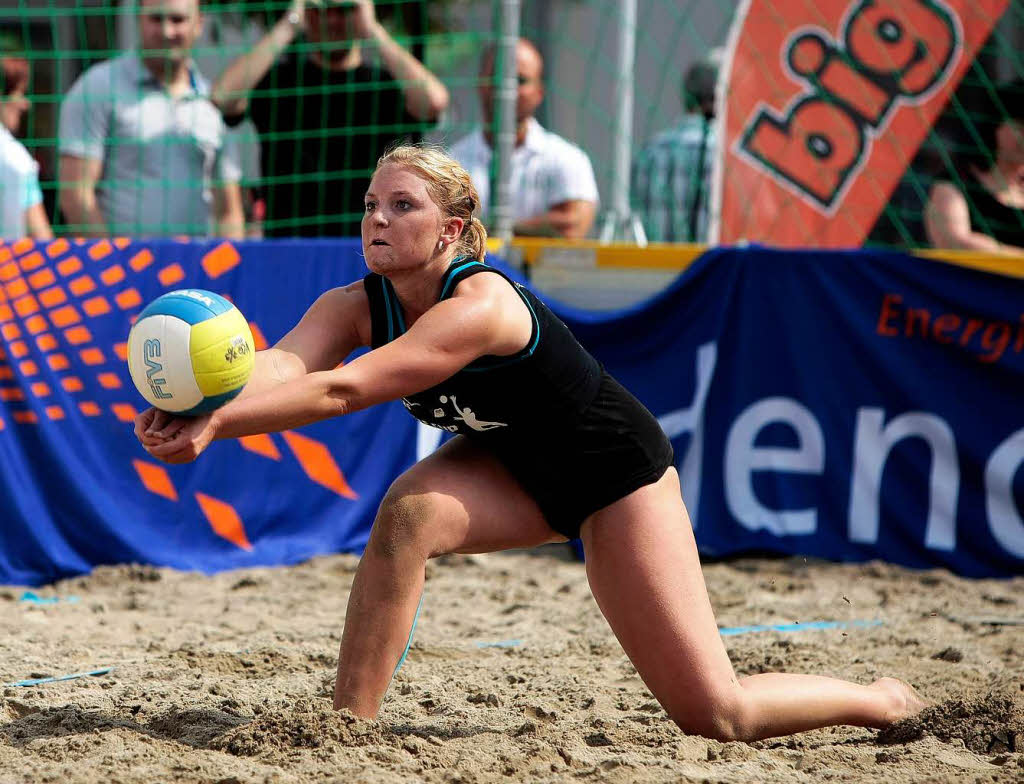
[
  {"left": 579, "top": 467, "right": 739, "bottom": 717},
  {"left": 379, "top": 435, "right": 566, "bottom": 556}
]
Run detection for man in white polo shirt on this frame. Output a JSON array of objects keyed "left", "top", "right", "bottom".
[
  {"left": 57, "top": 0, "right": 243, "bottom": 238},
  {"left": 449, "top": 38, "right": 599, "bottom": 239}
]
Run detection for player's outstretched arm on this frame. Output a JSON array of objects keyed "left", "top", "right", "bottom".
[
  {"left": 133, "top": 281, "right": 371, "bottom": 461},
  {"left": 139, "top": 278, "right": 528, "bottom": 463}
]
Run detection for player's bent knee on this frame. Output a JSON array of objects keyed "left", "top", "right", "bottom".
[
  {"left": 667, "top": 691, "right": 756, "bottom": 743},
  {"left": 368, "top": 486, "right": 449, "bottom": 561}
]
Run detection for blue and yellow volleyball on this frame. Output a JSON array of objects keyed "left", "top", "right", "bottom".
[{"left": 127, "top": 289, "right": 255, "bottom": 415}]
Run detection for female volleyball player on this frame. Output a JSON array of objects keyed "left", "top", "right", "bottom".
[{"left": 134, "top": 146, "right": 926, "bottom": 741}]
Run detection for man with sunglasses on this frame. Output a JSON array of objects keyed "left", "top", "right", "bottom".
[
  {"left": 212, "top": 0, "right": 449, "bottom": 237},
  {"left": 449, "top": 38, "right": 599, "bottom": 240}
]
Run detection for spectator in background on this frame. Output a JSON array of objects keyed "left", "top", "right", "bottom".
[
  {"left": 212, "top": 0, "right": 449, "bottom": 237},
  {"left": 0, "top": 47, "right": 52, "bottom": 240},
  {"left": 631, "top": 49, "right": 721, "bottom": 244},
  {"left": 448, "top": 38, "right": 598, "bottom": 239},
  {"left": 924, "top": 80, "right": 1024, "bottom": 253},
  {"left": 58, "top": 0, "right": 244, "bottom": 238}
]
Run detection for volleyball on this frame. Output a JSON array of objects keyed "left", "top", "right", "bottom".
[{"left": 127, "top": 289, "right": 255, "bottom": 415}]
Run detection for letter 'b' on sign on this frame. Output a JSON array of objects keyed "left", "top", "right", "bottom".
[{"left": 743, "top": 98, "right": 864, "bottom": 207}]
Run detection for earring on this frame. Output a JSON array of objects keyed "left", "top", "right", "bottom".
[{"left": 438, "top": 240, "right": 445, "bottom": 251}]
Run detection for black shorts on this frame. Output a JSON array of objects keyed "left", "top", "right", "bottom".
[{"left": 492, "top": 371, "right": 675, "bottom": 539}]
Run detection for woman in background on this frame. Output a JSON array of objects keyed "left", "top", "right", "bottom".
[
  {"left": 0, "top": 43, "right": 52, "bottom": 240},
  {"left": 924, "top": 80, "right": 1024, "bottom": 253}
]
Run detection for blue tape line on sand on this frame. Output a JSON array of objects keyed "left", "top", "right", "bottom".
[
  {"left": 719, "top": 619, "right": 883, "bottom": 637},
  {"left": 20, "top": 591, "right": 79, "bottom": 605},
  {"left": 6, "top": 667, "right": 114, "bottom": 688},
  {"left": 476, "top": 639, "right": 522, "bottom": 649}
]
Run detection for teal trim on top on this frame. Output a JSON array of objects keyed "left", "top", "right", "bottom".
[
  {"left": 380, "top": 277, "right": 395, "bottom": 343},
  {"left": 381, "top": 277, "right": 407, "bottom": 341},
  {"left": 439, "top": 260, "right": 485, "bottom": 300}
]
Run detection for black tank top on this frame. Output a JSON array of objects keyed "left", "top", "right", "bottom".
[
  {"left": 954, "top": 173, "right": 1024, "bottom": 247},
  {"left": 363, "top": 259, "right": 603, "bottom": 447}
]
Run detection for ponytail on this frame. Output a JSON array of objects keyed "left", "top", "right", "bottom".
[{"left": 460, "top": 216, "right": 488, "bottom": 262}]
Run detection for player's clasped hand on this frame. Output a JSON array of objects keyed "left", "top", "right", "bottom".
[{"left": 133, "top": 407, "right": 217, "bottom": 464}]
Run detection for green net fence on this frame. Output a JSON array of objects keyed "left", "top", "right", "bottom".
[{"left": 1, "top": 0, "right": 1023, "bottom": 248}]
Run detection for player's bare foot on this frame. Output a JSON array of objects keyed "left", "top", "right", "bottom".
[{"left": 870, "top": 677, "right": 929, "bottom": 724}]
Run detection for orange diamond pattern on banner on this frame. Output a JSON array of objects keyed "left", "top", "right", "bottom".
[
  {"left": 36, "top": 334, "right": 57, "bottom": 352},
  {"left": 113, "top": 343, "right": 127, "bottom": 361},
  {"left": 13, "top": 294, "right": 39, "bottom": 317},
  {"left": 19, "top": 252, "right": 44, "bottom": 272},
  {"left": 24, "top": 315, "right": 47, "bottom": 335},
  {"left": 113, "top": 237, "right": 130, "bottom": 250},
  {"left": 239, "top": 434, "right": 282, "bottom": 460},
  {"left": 0, "top": 388, "right": 24, "bottom": 401},
  {"left": 19, "top": 360, "right": 38, "bottom": 376},
  {"left": 1, "top": 323, "right": 19, "bottom": 340},
  {"left": 97, "top": 372, "right": 121, "bottom": 389},
  {"left": 79, "top": 347, "right": 104, "bottom": 365},
  {"left": 100, "top": 265, "right": 125, "bottom": 286},
  {"left": 0, "top": 367, "right": 11, "bottom": 380},
  {"left": 28, "top": 268, "right": 54, "bottom": 289},
  {"left": 282, "top": 430, "right": 358, "bottom": 499},
  {"left": 50, "top": 305, "right": 81, "bottom": 327},
  {"left": 11, "top": 239, "right": 32, "bottom": 255},
  {"left": 13, "top": 410, "right": 37, "bottom": 424},
  {"left": 64, "top": 326, "right": 91, "bottom": 345},
  {"left": 133, "top": 459, "right": 178, "bottom": 501},
  {"left": 5, "top": 277, "right": 27, "bottom": 298},
  {"left": 46, "top": 239, "right": 69, "bottom": 258},
  {"left": 78, "top": 401, "right": 100, "bottom": 416},
  {"left": 88, "top": 240, "right": 112, "bottom": 261},
  {"left": 115, "top": 289, "right": 142, "bottom": 310},
  {"left": 0, "top": 262, "right": 17, "bottom": 282},
  {"left": 39, "top": 286, "right": 67, "bottom": 308},
  {"left": 0, "top": 304, "right": 12, "bottom": 321},
  {"left": 128, "top": 249, "right": 153, "bottom": 272},
  {"left": 30, "top": 382, "right": 49, "bottom": 397},
  {"left": 46, "top": 405, "right": 64, "bottom": 420},
  {"left": 61, "top": 377, "right": 83, "bottom": 392},
  {"left": 83, "top": 296, "right": 111, "bottom": 317},
  {"left": 69, "top": 275, "right": 95, "bottom": 296},
  {"left": 202, "top": 242, "right": 242, "bottom": 278},
  {"left": 9, "top": 341, "right": 27, "bottom": 358},
  {"left": 111, "top": 403, "right": 136, "bottom": 422},
  {"left": 158, "top": 264, "right": 185, "bottom": 286},
  {"left": 196, "top": 492, "right": 252, "bottom": 550},
  {"left": 47, "top": 354, "right": 69, "bottom": 371},
  {"left": 57, "top": 257, "right": 83, "bottom": 277}
]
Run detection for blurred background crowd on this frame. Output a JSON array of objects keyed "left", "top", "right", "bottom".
[{"left": 1, "top": 0, "right": 1023, "bottom": 252}]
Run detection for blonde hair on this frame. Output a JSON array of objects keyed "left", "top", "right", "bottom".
[{"left": 374, "top": 144, "right": 488, "bottom": 262}]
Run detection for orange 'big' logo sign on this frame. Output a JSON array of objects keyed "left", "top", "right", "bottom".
[{"left": 714, "top": 0, "right": 1009, "bottom": 247}]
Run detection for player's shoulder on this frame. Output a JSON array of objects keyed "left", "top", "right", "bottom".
[
  {"left": 323, "top": 279, "right": 370, "bottom": 306},
  {"left": 531, "top": 124, "right": 593, "bottom": 169},
  {"left": 71, "top": 54, "right": 129, "bottom": 93},
  {"left": 447, "top": 264, "right": 523, "bottom": 310}
]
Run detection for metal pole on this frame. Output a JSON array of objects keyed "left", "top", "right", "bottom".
[
  {"left": 599, "top": 0, "right": 646, "bottom": 245},
  {"left": 491, "top": 0, "right": 521, "bottom": 247}
]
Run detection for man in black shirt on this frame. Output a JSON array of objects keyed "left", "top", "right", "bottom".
[{"left": 213, "top": 0, "right": 448, "bottom": 237}]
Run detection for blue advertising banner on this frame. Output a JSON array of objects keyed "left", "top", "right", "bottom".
[{"left": 0, "top": 238, "right": 1021, "bottom": 584}]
